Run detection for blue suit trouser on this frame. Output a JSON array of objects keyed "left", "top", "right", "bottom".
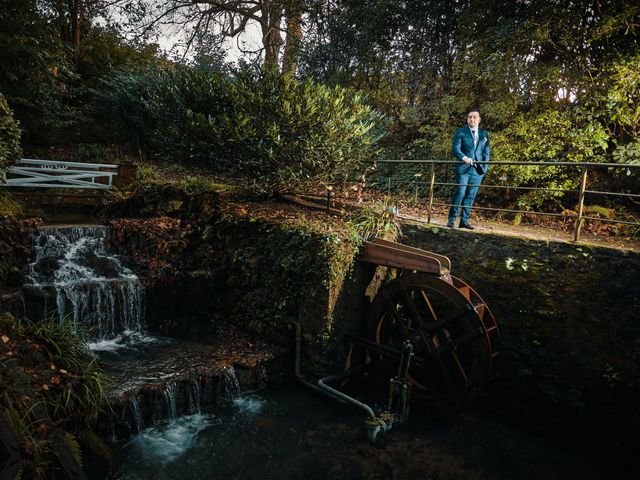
[{"left": 448, "top": 172, "right": 483, "bottom": 224}]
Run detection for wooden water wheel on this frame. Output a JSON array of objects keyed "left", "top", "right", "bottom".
[{"left": 361, "top": 239, "right": 500, "bottom": 413}]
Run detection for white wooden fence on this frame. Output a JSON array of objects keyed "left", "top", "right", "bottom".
[{"left": 2, "top": 158, "right": 118, "bottom": 189}]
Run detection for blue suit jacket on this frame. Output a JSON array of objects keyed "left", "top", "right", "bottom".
[{"left": 452, "top": 126, "right": 490, "bottom": 175}]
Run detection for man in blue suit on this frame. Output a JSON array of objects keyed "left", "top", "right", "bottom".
[{"left": 447, "top": 110, "right": 490, "bottom": 229}]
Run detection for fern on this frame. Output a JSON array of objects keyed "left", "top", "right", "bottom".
[
  {"left": 78, "top": 427, "right": 112, "bottom": 463},
  {"left": 62, "top": 431, "right": 83, "bottom": 468}
]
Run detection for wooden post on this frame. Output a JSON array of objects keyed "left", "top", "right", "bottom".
[
  {"left": 573, "top": 167, "right": 588, "bottom": 242},
  {"left": 427, "top": 163, "right": 436, "bottom": 224},
  {"left": 387, "top": 177, "right": 391, "bottom": 195}
]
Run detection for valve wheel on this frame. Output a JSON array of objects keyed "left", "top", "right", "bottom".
[{"left": 367, "top": 272, "right": 500, "bottom": 413}]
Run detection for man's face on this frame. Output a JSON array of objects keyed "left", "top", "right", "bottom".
[{"left": 467, "top": 111, "right": 481, "bottom": 129}]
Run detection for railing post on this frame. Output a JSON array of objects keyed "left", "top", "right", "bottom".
[
  {"left": 414, "top": 180, "right": 419, "bottom": 202},
  {"left": 573, "top": 166, "right": 588, "bottom": 242},
  {"left": 387, "top": 177, "right": 391, "bottom": 195},
  {"left": 427, "top": 162, "right": 436, "bottom": 224}
]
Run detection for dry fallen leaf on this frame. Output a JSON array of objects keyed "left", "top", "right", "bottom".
[
  {"left": 59, "top": 369, "right": 68, "bottom": 374},
  {"left": 50, "top": 364, "right": 56, "bottom": 370},
  {"left": 51, "top": 376, "right": 61, "bottom": 384},
  {"left": 42, "top": 384, "right": 49, "bottom": 391},
  {"left": 1, "top": 335, "right": 9, "bottom": 344}
]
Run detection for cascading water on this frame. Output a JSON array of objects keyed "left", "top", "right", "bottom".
[
  {"left": 117, "top": 369, "right": 260, "bottom": 470},
  {"left": 164, "top": 381, "right": 179, "bottom": 420},
  {"left": 24, "top": 226, "right": 145, "bottom": 341},
  {"left": 130, "top": 396, "right": 145, "bottom": 433}
]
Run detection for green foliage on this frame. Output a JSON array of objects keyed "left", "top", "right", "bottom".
[
  {"left": 489, "top": 109, "right": 609, "bottom": 208},
  {"left": 0, "top": 1, "right": 163, "bottom": 145},
  {"left": 94, "top": 64, "right": 234, "bottom": 158},
  {"left": 0, "top": 92, "right": 22, "bottom": 171},
  {"left": 0, "top": 190, "right": 22, "bottom": 217},
  {"left": 223, "top": 69, "right": 384, "bottom": 194},
  {"left": 0, "top": 218, "right": 40, "bottom": 288},
  {"left": 0, "top": 1, "right": 74, "bottom": 143},
  {"left": 301, "top": 0, "right": 639, "bottom": 212},
  {"left": 96, "top": 66, "right": 384, "bottom": 195},
  {"left": 75, "top": 143, "right": 110, "bottom": 163},
  {"left": 205, "top": 213, "right": 362, "bottom": 344},
  {"left": 135, "top": 164, "right": 164, "bottom": 183},
  {"left": 0, "top": 313, "right": 111, "bottom": 479},
  {"left": 178, "top": 176, "right": 212, "bottom": 195},
  {"left": 349, "top": 199, "right": 400, "bottom": 240}
]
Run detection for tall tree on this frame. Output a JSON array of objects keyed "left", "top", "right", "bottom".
[{"left": 125, "top": 0, "right": 307, "bottom": 72}]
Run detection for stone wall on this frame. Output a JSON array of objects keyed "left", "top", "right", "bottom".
[{"left": 402, "top": 222, "right": 640, "bottom": 456}]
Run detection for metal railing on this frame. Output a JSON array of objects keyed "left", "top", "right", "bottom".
[
  {"left": 376, "top": 160, "right": 640, "bottom": 242},
  {"left": 2, "top": 158, "right": 118, "bottom": 189}
]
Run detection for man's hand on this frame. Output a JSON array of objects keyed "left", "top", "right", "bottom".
[{"left": 462, "top": 157, "right": 473, "bottom": 165}]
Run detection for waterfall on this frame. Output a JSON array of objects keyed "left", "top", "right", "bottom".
[
  {"left": 221, "top": 366, "right": 241, "bottom": 399},
  {"left": 188, "top": 379, "right": 203, "bottom": 414},
  {"left": 130, "top": 396, "right": 145, "bottom": 433},
  {"left": 24, "top": 226, "right": 145, "bottom": 340},
  {"left": 164, "top": 381, "right": 179, "bottom": 420}
]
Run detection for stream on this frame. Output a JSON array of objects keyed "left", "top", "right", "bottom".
[{"left": 106, "top": 384, "right": 618, "bottom": 480}]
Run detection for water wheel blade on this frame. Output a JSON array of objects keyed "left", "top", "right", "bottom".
[
  {"left": 474, "top": 303, "right": 486, "bottom": 320},
  {"left": 457, "top": 285, "right": 471, "bottom": 301}
]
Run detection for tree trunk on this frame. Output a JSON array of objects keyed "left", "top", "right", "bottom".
[
  {"left": 261, "top": 1, "right": 284, "bottom": 69},
  {"left": 73, "top": 1, "right": 82, "bottom": 64},
  {"left": 281, "top": 1, "right": 303, "bottom": 75}
]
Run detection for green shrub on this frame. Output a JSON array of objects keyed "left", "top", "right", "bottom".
[
  {"left": 0, "top": 190, "right": 22, "bottom": 217},
  {"left": 95, "top": 66, "right": 384, "bottom": 195},
  {"left": 0, "top": 92, "right": 21, "bottom": 171},
  {"left": 489, "top": 109, "right": 609, "bottom": 209},
  {"left": 94, "top": 65, "right": 234, "bottom": 163},
  {"left": 222, "top": 69, "right": 384, "bottom": 194},
  {"left": 76, "top": 143, "right": 110, "bottom": 163}
]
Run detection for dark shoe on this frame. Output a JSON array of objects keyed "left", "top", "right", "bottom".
[
  {"left": 459, "top": 222, "right": 475, "bottom": 230},
  {"left": 446, "top": 221, "right": 455, "bottom": 228}
]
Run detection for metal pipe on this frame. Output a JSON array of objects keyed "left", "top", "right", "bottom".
[
  {"left": 316, "top": 373, "right": 376, "bottom": 418},
  {"left": 297, "top": 378, "right": 349, "bottom": 405}
]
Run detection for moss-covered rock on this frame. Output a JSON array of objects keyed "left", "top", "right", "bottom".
[{"left": 208, "top": 208, "right": 365, "bottom": 366}]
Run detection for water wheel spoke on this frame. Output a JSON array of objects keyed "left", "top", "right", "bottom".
[
  {"left": 420, "top": 290, "right": 438, "bottom": 322},
  {"left": 398, "top": 280, "right": 427, "bottom": 330},
  {"left": 381, "top": 289, "right": 410, "bottom": 339},
  {"left": 441, "top": 329, "right": 469, "bottom": 383}
]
